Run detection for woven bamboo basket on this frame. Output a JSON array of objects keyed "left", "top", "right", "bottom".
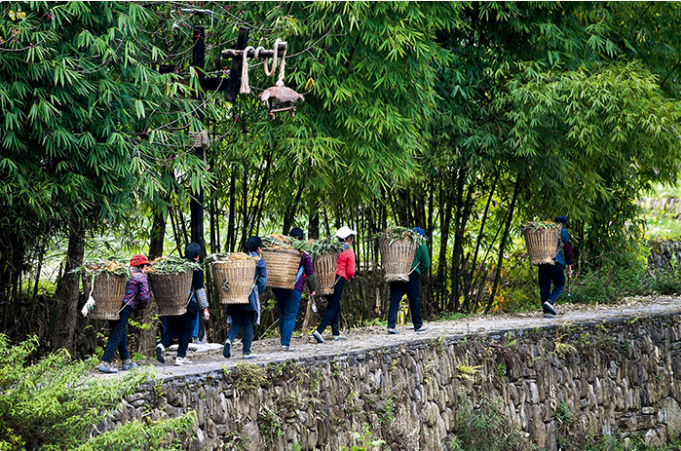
[
  {"left": 379, "top": 237, "right": 416, "bottom": 283},
  {"left": 522, "top": 227, "right": 561, "bottom": 265},
  {"left": 148, "top": 271, "right": 193, "bottom": 316},
  {"left": 212, "top": 259, "right": 257, "bottom": 304},
  {"left": 87, "top": 273, "right": 128, "bottom": 321},
  {"left": 314, "top": 252, "right": 339, "bottom": 296},
  {"left": 262, "top": 248, "right": 302, "bottom": 290}
]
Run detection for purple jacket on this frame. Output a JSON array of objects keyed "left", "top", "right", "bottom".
[
  {"left": 294, "top": 252, "right": 317, "bottom": 293},
  {"left": 123, "top": 267, "right": 150, "bottom": 310}
]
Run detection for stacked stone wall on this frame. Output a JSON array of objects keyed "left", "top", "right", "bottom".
[{"left": 106, "top": 314, "right": 681, "bottom": 450}]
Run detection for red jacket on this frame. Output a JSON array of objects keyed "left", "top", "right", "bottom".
[{"left": 336, "top": 245, "right": 356, "bottom": 281}]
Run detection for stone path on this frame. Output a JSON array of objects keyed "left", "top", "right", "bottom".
[{"left": 98, "top": 295, "right": 681, "bottom": 380}]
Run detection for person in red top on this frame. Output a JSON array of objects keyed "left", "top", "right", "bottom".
[{"left": 313, "top": 226, "right": 356, "bottom": 343}]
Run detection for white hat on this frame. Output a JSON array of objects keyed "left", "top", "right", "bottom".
[{"left": 335, "top": 226, "right": 357, "bottom": 240}]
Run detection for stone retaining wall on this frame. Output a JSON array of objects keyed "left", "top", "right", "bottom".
[
  {"left": 649, "top": 239, "right": 681, "bottom": 270},
  {"left": 105, "top": 314, "right": 681, "bottom": 450}
]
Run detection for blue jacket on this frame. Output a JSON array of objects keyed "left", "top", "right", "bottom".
[
  {"left": 555, "top": 229, "right": 570, "bottom": 268},
  {"left": 226, "top": 252, "right": 267, "bottom": 317}
]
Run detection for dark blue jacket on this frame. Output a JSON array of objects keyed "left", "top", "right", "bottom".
[{"left": 226, "top": 253, "right": 267, "bottom": 316}]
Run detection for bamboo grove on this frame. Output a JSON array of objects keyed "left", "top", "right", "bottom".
[{"left": 2, "top": 2, "right": 681, "bottom": 354}]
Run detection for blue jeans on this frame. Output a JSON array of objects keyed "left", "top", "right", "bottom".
[
  {"left": 102, "top": 305, "right": 133, "bottom": 362},
  {"left": 387, "top": 272, "right": 423, "bottom": 330},
  {"left": 227, "top": 312, "right": 255, "bottom": 355},
  {"left": 316, "top": 277, "right": 345, "bottom": 336},
  {"left": 273, "top": 288, "right": 302, "bottom": 347},
  {"left": 538, "top": 264, "right": 565, "bottom": 305}
]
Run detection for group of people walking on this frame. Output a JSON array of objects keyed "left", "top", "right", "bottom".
[{"left": 98, "top": 217, "right": 570, "bottom": 372}]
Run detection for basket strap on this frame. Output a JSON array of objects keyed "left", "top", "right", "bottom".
[
  {"left": 222, "top": 279, "right": 230, "bottom": 293},
  {"left": 407, "top": 261, "right": 421, "bottom": 276}
]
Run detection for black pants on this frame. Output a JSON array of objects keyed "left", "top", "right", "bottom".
[
  {"left": 316, "top": 276, "right": 345, "bottom": 336},
  {"left": 387, "top": 272, "right": 423, "bottom": 330},
  {"left": 538, "top": 264, "right": 565, "bottom": 305},
  {"left": 102, "top": 305, "right": 133, "bottom": 362},
  {"left": 160, "top": 300, "right": 198, "bottom": 358}
]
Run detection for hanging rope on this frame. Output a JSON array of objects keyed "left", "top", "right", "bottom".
[
  {"left": 240, "top": 40, "right": 288, "bottom": 94},
  {"left": 239, "top": 45, "right": 255, "bottom": 94},
  {"left": 274, "top": 39, "right": 287, "bottom": 87}
]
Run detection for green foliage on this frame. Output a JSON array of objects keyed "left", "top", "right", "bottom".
[
  {"left": 0, "top": 334, "right": 194, "bottom": 450},
  {"left": 148, "top": 256, "right": 200, "bottom": 274},
  {"left": 339, "top": 424, "right": 386, "bottom": 451},
  {"left": 226, "top": 362, "right": 268, "bottom": 393},
  {"left": 450, "top": 393, "right": 538, "bottom": 451}
]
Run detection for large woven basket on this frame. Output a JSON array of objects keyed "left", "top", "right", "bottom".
[
  {"left": 212, "top": 259, "right": 257, "bottom": 304},
  {"left": 523, "top": 227, "right": 561, "bottom": 265},
  {"left": 148, "top": 271, "right": 193, "bottom": 316},
  {"left": 314, "top": 252, "right": 339, "bottom": 296},
  {"left": 379, "top": 237, "right": 417, "bottom": 283},
  {"left": 87, "top": 274, "right": 127, "bottom": 321},
  {"left": 262, "top": 248, "right": 302, "bottom": 290}
]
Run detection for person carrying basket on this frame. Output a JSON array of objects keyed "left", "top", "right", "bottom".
[
  {"left": 312, "top": 226, "right": 356, "bottom": 343},
  {"left": 98, "top": 254, "right": 150, "bottom": 374},
  {"left": 539, "top": 216, "right": 573, "bottom": 318},
  {"left": 387, "top": 227, "right": 430, "bottom": 334}
]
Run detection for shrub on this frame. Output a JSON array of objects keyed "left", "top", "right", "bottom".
[{"left": 0, "top": 334, "right": 194, "bottom": 450}]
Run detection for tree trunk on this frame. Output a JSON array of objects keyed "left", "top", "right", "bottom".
[
  {"left": 53, "top": 220, "right": 85, "bottom": 355},
  {"left": 309, "top": 199, "right": 320, "bottom": 239},
  {"left": 148, "top": 209, "right": 167, "bottom": 261}
]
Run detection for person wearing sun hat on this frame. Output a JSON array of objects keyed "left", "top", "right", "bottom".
[
  {"left": 312, "top": 226, "right": 357, "bottom": 343},
  {"left": 98, "top": 254, "right": 151, "bottom": 374},
  {"left": 538, "top": 216, "right": 573, "bottom": 318},
  {"left": 387, "top": 227, "right": 431, "bottom": 335}
]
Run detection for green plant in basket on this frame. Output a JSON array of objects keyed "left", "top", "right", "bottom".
[
  {"left": 262, "top": 235, "right": 308, "bottom": 252},
  {"left": 70, "top": 259, "right": 131, "bottom": 278},
  {"left": 203, "top": 253, "right": 259, "bottom": 267},
  {"left": 521, "top": 221, "right": 562, "bottom": 233},
  {"left": 371, "top": 226, "right": 426, "bottom": 247},
  {"left": 307, "top": 236, "right": 346, "bottom": 259},
  {"left": 148, "top": 256, "right": 200, "bottom": 274}
]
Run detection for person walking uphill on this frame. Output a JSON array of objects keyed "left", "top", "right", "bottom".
[
  {"left": 273, "top": 227, "right": 318, "bottom": 351},
  {"left": 223, "top": 236, "right": 267, "bottom": 360},
  {"left": 156, "top": 243, "right": 210, "bottom": 366},
  {"left": 387, "top": 227, "right": 431, "bottom": 334},
  {"left": 539, "top": 216, "right": 573, "bottom": 318},
  {"left": 313, "top": 226, "right": 356, "bottom": 343},
  {"left": 99, "top": 254, "right": 150, "bottom": 374}
]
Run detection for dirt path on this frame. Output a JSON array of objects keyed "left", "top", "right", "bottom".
[{"left": 97, "top": 295, "right": 681, "bottom": 380}]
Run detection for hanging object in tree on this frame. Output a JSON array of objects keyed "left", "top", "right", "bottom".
[{"left": 255, "top": 39, "right": 304, "bottom": 118}]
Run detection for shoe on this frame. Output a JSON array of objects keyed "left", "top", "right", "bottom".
[
  {"left": 332, "top": 335, "right": 347, "bottom": 341},
  {"left": 243, "top": 353, "right": 257, "bottom": 360},
  {"left": 156, "top": 344, "right": 166, "bottom": 363},
  {"left": 223, "top": 340, "right": 232, "bottom": 359},
  {"left": 174, "top": 356, "right": 191, "bottom": 366},
  {"left": 415, "top": 325, "right": 429, "bottom": 333},
  {"left": 121, "top": 359, "right": 137, "bottom": 371},
  {"left": 312, "top": 331, "right": 325, "bottom": 343},
  {"left": 98, "top": 361, "right": 118, "bottom": 374},
  {"left": 542, "top": 302, "right": 557, "bottom": 316},
  {"left": 282, "top": 345, "right": 294, "bottom": 351},
  {"left": 544, "top": 313, "right": 556, "bottom": 319},
  {"left": 387, "top": 328, "right": 400, "bottom": 335}
]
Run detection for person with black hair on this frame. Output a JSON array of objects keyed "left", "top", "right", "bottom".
[
  {"left": 155, "top": 243, "right": 209, "bottom": 366},
  {"left": 273, "top": 227, "right": 318, "bottom": 351},
  {"left": 538, "top": 216, "right": 573, "bottom": 318},
  {"left": 223, "top": 236, "right": 267, "bottom": 360}
]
